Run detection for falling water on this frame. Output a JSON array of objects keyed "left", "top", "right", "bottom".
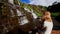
[
  {"left": 24, "top": 7, "right": 31, "bottom": 12},
  {"left": 8, "top": 0, "right": 14, "bottom": 4},
  {"left": 31, "top": 9, "right": 38, "bottom": 19},
  {"left": 16, "top": 9, "right": 29, "bottom": 25},
  {"left": 24, "top": 7, "right": 38, "bottom": 19},
  {"left": 16, "top": 9, "right": 22, "bottom": 16},
  {"left": 19, "top": 16, "right": 29, "bottom": 25}
]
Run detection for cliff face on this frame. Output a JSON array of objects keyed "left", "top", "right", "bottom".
[{"left": 0, "top": 0, "right": 38, "bottom": 34}]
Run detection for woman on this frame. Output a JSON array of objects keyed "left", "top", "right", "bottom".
[{"left": 43, "top": 11, "right": 53, "bottom": 34}]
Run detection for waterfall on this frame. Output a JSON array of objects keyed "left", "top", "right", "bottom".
[
  {"left": 24, "top": 7, "right": 31, "bottom": 12},
  {"left": 8, "top": 0, "right": 14, "bottom": 4},
  {"left": 19, "top": 16, "right": 29, "bottom": 25},
  {"left": 16, "top": 9, "right": 22, "bottom": 16},
  {"left": 24, "top": 7, "right": 38, "bottom": 19},
  {"left": 16, "top": 9, "right": 29, "bottom": 25},
  {"left": 31, "top": 9, "right": 38, "bottom": 19}
]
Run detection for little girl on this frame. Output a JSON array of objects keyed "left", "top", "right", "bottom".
[{"left": 43, "top": 11, "right": 53, "bottom": 34}]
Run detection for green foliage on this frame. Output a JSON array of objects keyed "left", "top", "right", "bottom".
[
  {"left": 26, "top": 5, "right": 32, "bottom": 11},
  {"left": 51, "top": 12, "right": 60, "bottom": 17},
  {"left": 36, "top": 13, "right": 43, "bottom": 16},
  {"left": 20, "top": 2, "right": 24, "bottom": 6}
]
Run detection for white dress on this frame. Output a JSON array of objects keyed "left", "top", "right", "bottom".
[{"left": 44, "top": 21, "right": 53, "bottom": 34}]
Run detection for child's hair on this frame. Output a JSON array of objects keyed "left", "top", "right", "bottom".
[{"left": 43, "top": 10, "right": 50, "bottom": 15}]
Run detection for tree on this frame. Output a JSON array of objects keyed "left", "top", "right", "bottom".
[{"left": 47, "top": 2, "right": 60, "bottom": 12}]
